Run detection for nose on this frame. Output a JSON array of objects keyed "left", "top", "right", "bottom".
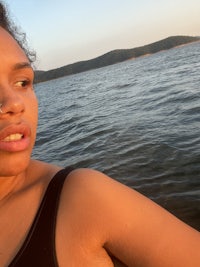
[{"left": 0, "top": 86, "right": 25, "bottom": 116}]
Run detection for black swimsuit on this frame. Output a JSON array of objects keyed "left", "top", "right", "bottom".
[
  {"left": 8, "top": 167, "right": 126, "bottom": 267},
  {"left": 8, "top": 167, "right": 73, "bottom": 267}
]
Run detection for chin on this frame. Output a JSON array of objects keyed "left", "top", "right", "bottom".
[{"left": 0, "top": 152, "right": 31, "bottom": 177}]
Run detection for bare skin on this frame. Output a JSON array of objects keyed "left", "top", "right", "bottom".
[{"left": 0, "top": 27, "right": 199, "bottom": 267}]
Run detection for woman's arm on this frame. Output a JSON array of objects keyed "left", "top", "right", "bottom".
[{"left": 60, "top": 168, "right": 200, "bottom": 267}]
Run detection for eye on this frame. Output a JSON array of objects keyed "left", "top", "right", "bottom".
[{"left": 15, "top": 79, "right": 31, "bottom": 88}]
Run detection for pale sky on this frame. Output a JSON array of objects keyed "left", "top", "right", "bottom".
[{"left": 4, "top": 0, "right": 200, "bottom": 70}]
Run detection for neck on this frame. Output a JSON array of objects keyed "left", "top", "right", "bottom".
[{"left": 0, "top": 173, "right": 26, "bottom": 203}]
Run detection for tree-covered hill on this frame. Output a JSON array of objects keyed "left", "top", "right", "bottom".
[{"left": 34, "top": 35, "right": 200, "bottom": 83}]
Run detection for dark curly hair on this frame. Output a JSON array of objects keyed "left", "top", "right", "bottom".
[{"left": 0, "top": 2, "right": 36, "bottom": 63}]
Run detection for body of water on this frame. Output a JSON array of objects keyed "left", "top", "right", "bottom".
[{"left": 33, "top": 42, "right": 200, "bottom": 230}]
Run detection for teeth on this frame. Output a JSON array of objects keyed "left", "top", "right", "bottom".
[{"left": 3, "top": 134, "right": 23, "bottom": 142}]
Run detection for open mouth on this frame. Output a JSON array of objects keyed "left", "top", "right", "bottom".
[
  {"left": 3, "top": 133, "right": 24, "bottom": 142},
  {"left": 0, "top": 123, "right": 31, "bottom": 152}
]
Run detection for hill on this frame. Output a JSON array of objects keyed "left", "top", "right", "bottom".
[{"left": 34, "top": 35, "right": 200, "bottom": 83}]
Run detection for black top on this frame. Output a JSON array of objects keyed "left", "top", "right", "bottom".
[{"left": 8, "top": 167, "right": 73, "bottom": 267}]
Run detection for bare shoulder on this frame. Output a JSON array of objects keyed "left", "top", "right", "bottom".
[
  {"left": 64, "top": 167, "right": 128, "bottom": 194},
  {"left": 60, "top": 167, "right": 138, "bottom": 218},
  {"left": 58, "top": 167, "right": 125, "bottom": 224},
  {"left": 63, "top": 167, "right": 141, "bottom": 202}
]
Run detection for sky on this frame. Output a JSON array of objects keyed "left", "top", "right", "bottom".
[{"left": 4, "top": 0, "right": 200, "bottom": 70}]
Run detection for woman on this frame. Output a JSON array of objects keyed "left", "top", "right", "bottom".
[{"left": 0, "top": 2, "right": 199, "bottom": 267}]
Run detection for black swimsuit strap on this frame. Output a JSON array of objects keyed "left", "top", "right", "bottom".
[{"left": 9, "top": 167, "right": 73, "bottom": 267}]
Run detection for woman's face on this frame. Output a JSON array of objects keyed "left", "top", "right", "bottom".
[{"left": 0, "top": 27, "right": 38, "bottom": 176}]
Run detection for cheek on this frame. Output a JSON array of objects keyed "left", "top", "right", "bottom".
[
  {"left": 33, "top": 94, "right": 38, "bottom": 119},
  {"left": 26, "top": 93, "right": 38, "bottom": 134},
  {"left": 32, "top": 95, "right": 38, "bottom": 130}
]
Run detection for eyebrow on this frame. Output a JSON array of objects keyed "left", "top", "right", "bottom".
[{"left": 12, "top": 62, "right": 33, "bottom": 71}]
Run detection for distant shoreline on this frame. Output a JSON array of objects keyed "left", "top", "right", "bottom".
[
  {"left": 127, "top": 40, "right": 200, "bottom": 61},
  {"left": 34, "top": 36, "right": 200, "bottom": 84}
]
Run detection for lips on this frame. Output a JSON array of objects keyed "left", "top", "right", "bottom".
[{"left": 0, "top": 123, "right": 31, "bottom": 152}]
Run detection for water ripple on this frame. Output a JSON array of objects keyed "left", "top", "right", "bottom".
[{"left": 34, "top": 42, "right": 200, "bottom": 230}]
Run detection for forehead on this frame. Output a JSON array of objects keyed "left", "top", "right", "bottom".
[{"left": 0, "top": 27, "right": 29, "bottom": 65}]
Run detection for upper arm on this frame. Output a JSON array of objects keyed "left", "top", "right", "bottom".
[{"left": 60, "top": 168, "right": 200, "bottom": 267}]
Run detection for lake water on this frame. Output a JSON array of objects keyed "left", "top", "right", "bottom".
[{"left": 33, "top": 42, "right": 200, "bottom": 230}]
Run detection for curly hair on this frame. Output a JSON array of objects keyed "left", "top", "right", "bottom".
[{"left": 0, "top": 2, "right": 36, "bottom": 63}]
